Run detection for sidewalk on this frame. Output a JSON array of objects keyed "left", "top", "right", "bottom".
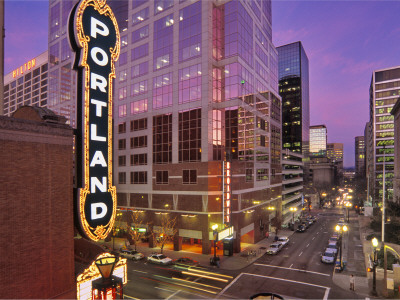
[{"left": 331, "top": 209, "right": 399, "bottom": 299}]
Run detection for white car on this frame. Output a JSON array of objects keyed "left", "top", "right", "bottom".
[
  {"left": 147, "top": 254, "right": 173, "bottom": 265},
  {"left": 326, "top": 243, "right": 338, "bottom": 254},
  {"left": 120, "top": 248, "right": 145, "bottom": 261},
  {"left": 266, "top": 242, "right": 283, "bottom": 255},
  {"left": 321, "top": 249, "right": 336, "bottom": 264},
  {"left": 277, "top": 236, "right": 289, "bottom": 247}
]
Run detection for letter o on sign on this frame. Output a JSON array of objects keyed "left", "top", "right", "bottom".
[{"left": 91, "top": 47, "right": 109, "bottom": 66}]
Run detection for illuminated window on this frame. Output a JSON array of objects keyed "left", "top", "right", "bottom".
[
  {"left": 130, "top": 99, "right": 148, "bottom": 115},
  {"left": 132, "top": 7, "right": 149, "bottom": 26}
]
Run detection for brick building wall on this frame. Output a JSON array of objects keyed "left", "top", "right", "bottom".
[{"left": 0, "top": 107, "right": 75, "bottom": 298}]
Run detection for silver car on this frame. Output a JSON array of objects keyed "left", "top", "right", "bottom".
[
  {"left": 321, "top": 249, "right": 336, "bottom": 264},
  {"left": 266, "top": 242, "right": 283, "bottom": 255},
  {"left": 277, "top": 236, "right": 289, "bottom": 247}
]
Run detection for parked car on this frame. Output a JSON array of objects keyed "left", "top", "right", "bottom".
[
  {"left": 120, "top": 248, "right": 145, "bottom": 261},
  {"left": 321, "top": 249, "right": 336, "bottom": 264},
  {"left": 277, "top": 236, "right": 289, "bottom": 247},
  {"left": 310, "top": 216, "right": 317, "bottom": 223},
  {"left": 266, "top": 242, "right": 283, "bottom": 255},
  {"left": 173, "top": 257, "right": 200, "bottom": 266},
  {"left": 297, "top": 225, "right": 306, "bottom": 232},
  {"left": 301, "top": 221, "right": 310, "bottom": 229},
  {"left": 147, "top": 254, "right": 173, "bottom": 265},
  {"left": 306, "top": 218, "right": 313, "bottom": 226},
  {"left": 326, "top": 243, "right": 338, "bottom": 254},
  {"left": 329, "top": 236, "right": 339, "bottom": 244}
]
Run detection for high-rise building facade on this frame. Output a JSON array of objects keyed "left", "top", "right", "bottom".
[
  {"left": 327, "top": 142, "right": 343, "bottom": 169},
  {"left": 355, "top": 136, "right": 365, "bottom": 178},
  {"left": 369, "top": 66, "right": 399, "bottom": 202},
  {"left": 3, "top": 51, "right": 48, "bottom": 116},
  {"left": 47, "top": 0, "right": 128, "bottom": 126},
  {"left": 277, "top": 41, "right": 309, "bottom": 155},
  {"left": 310, "top": 125, "right": 327, "bottom": 157},
  {"left": 113, "top": 0, "right": 281, "bottom": 254}
]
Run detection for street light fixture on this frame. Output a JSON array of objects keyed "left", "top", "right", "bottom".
[
  {"left": 289, "top": 207, "right": 298, "bottom": 225},
  {"left": 372, "top": 237, "right": 379, "bottom": 296},
  {"left": 335, "top": 224, "right": 348, "bottom": 271}
]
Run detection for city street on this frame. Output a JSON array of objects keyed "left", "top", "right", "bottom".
[
  {"left": 217, "top": 210, "right": 365, "bottom": 299},
  {"left": 120, "top": 209, "right": 367, "bottom": 299}
]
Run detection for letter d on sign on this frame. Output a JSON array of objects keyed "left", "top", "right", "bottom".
[{"left": 91, "top": 203, "right": 108, "bottom": 220}]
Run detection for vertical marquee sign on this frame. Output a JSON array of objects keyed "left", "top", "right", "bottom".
[{"left": 69, "top": 0, "right": 120, "bottom": 241}]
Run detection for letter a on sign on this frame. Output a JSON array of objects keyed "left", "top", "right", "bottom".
[{"left": 69, "top": 0, "right": 120, "bottom": 241}]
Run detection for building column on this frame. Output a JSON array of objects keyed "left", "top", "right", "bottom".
[
  {"left": 148, "top": 223, "right": 154, "bottom": 248},
  {"left": 200, "top": 214, "right": 211, "bottom": 254},
  {"left": 232, "top": 212, "right": 241, "bottom": 253},
  {"left": 173, "top": 235, "right": 182, "bottom": 251}
]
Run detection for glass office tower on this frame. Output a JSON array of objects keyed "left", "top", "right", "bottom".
[
  {"left": 114, "top": 0, "right": 281, "bottom": 254},
  {"left": 310, "top": 125, "right": 327, "bottom": 157},
  {"left": 277, "top": 41, "right": 309, "bottom": 155},
  {"left": 369, "top": 66, "right": 400, "bottom": 202}
]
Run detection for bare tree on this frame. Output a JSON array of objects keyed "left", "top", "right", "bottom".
[
  {"left": 126, "top": 210, "right": 147, "bottom": 251},
  {"left": 152, "top": 213, "right": 177, "bottom": 254}
]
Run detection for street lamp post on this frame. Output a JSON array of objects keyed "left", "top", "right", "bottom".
[
  {"left": 212, "top": 224, "right": 218, "bottom": 261},
  {"left": 372, "top": 237, "right": 378, "bottom": 296},
  {"left": 345, "top": 202, "right": 352, "bottom": 223},
  {"left": 335, "top": 224, "right": 348, "bottom": 271},
  {"left": 289, "top": 207, "right": 298, "bottom": 225}
]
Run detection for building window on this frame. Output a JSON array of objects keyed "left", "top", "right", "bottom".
[
  {"left": 131, "top": 118, "right": 147, "bottom": 131},
  {"left": 183, "top": 169, "right": 197, "bottom": 184},
  {"left": 153, "top": 14, "right": 174, "bottom": 70},
  {"left": 131, "top": 61, "right": 148, "bottom": 78},
  {"left": 131, "top": 153, "right": 147, "bottom": 165},
  {"left": 118, "top": 139, "right": 126, "bottom": 150},
  {"left": 131, "top": 80, "right": 148, "bottom": 96},
  {"left": 119, "top": 104, "right": 127, "bottom": 117},
  {"left": 156, "top": 170, "right": 169, "bottom": 184},
  {"left": 131, "top": 171, "right": 147, "bottom": 184},
  {"left": 119, "top": 69, "right": 127, "bottom": 82},
  {"left": 119, "top": 52, "right": 127, "bottom": 66},
  {"left": 132, "top": 7, "right": 149, "bottom": 26},
  {"left": 119, "top": 86, "right": 127, "bottom": 100},
  {"left": 256, "top": 168, "right": 268, "bottom": 181},
  {"left": 131, "top": 136, "right": 148, "bottom": 148},
  {"left": 179, "top": 1, "right": 201, "bottom": 62},
  {"left": 154, "top": 0, "right": 173, "bottom": 15},
  {"left": 179, "top": 108, "right": 201, "bottom": 162},
  {"left": 132, "top": 25, "right": 149, "bottom": 43},
  {"left": 130, "top": 99, "right": 148, "bottom": 115},
  {"left": 153, "top": 72, "right": 172, "bottom": 109},
  {"left": 179, "top": 64, "right": 201, "bottom": 104},
  {"left": 246, "top": 168, "right": 253, "bottom": 182},
  {"left": 118, "top": 122, "right": 126, "bottom": 133},
  {"left": 153, "top": 114, "right": 172, "bottom": 164},
  {"left": 131, "top": 43, "right": 149, "bottom": 61},
  {"left": 121, "top": 35, "right": 128, "bottom": 48},
  {"left": 118, "top": 172, "right": 126, "bottom": 184},
  {"left": 118, "top": 155, "right": 126, "bottom": 166}
]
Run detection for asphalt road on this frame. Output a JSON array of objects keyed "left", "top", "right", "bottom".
[
  {"left": 217, "top": 209, "right": 365, "bottom": 299},
  {"left": 122, "top": 209, "right": 365, "bottom": 299},
  {"left": 123, "top": 257, "right": 235, "bottom": 299}
]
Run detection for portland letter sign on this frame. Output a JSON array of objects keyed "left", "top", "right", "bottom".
[{"left": 69, "top": 0, "right": 120, "bottom": 241}]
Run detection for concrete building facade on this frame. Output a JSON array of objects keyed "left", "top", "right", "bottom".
[
  {"left": 3, "top": 51, "right": 48, "bottom": 117},
  {"left": 391, "top": 98, "right": 400, "bottom": 203}
]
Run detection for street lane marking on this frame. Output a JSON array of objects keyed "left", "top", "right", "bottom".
[
  {"left": 289, "top": 263, "right": 293, "bottom": 268},
  {"left": 306, "top": 243, "right": 310, "bottom": 247},
  {"left": 166, "top": 289, "right": 181, "bottom": 300},
  {"left": 299, "top": 251, "right": 303, "bottom": 256},
  {"left": 254, "top": 263, "right": 330, "bottom": 277},
  {"left": 312, "top": 237, "right": 315, "bottom": 240},
  {"left": 131, "top": 269, "right": 147, "bottom": 274},
  {"left": 155, "top": 287, "right": 175, "bottom": 293},
  {"left": 218, "top": 273, "right": 330, "bottom": 298},
  {"left": 123, "top": 295, "right": 141, "bottom": 300}
]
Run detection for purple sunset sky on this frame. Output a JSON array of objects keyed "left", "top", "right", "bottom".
[{"left": 4, "top": 1, "right": 400, "bottom": 168}]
